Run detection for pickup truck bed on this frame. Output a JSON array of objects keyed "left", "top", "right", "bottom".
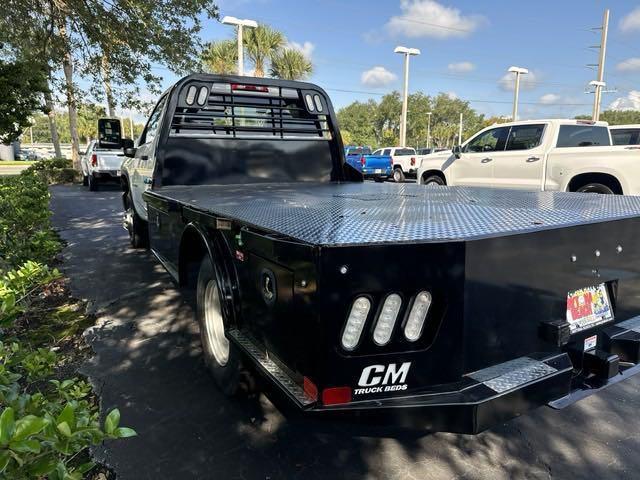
[{"left": 147, "top": 182, "right": 640, "bottom": 246}]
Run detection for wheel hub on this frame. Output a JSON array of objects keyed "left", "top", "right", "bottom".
[{"left": 203, "top": 280, "right": 230, "bottom": 366}]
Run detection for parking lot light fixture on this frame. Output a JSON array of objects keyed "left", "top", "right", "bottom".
[
  {"left": 508, "top": 66, "right": 528, "bottom": 121},
  {"left": 395, "top": 46, "right": 421, "bottom": 147},
  {"left": 221, "top": 16, "right": 258, "bottom": 76}
]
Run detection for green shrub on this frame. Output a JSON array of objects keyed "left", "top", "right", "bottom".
[
  {"left": 0, "top": 174, "right": 61, "bottom": 270},
  {"left": 0, "top": 261, "right": 61, "bottom": 328},
  {"left": 24, "top": 159, "right": 79, "bottom": 185},
  {"left": 0, "top": 342, "right": 136, "bottom": 479}
]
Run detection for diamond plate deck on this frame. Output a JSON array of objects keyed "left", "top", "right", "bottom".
[
  {"left": 148, "top": 182, "right": 640, "bottom": 246},
  {"left": 467, "top": 357, "right": 558, "bottom": 394},
  {"left": 615, "top": 315, "right": 640, "bottom": 333}
]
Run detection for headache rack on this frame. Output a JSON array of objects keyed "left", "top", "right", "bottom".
[{"left": 170, "top": 81, "right": 332, "bottom": 140}]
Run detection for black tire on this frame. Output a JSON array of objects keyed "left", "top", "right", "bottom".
[
  {"left": 88, "top": 174, "right": 98, "bottom": 191},
  {"left": 82, "top": 175, "right": 89, "bottom": 186},
  {"left": 393, "top": 167, "right": 405, "bottom": 183},
  {"left": 576, "top": 183, "right": 615, "bottom": 194},
  {"left": 422, "top": 174, "right": 445, "bottom": 186},
  {"left": 196, "top": 257, "right": 242, "bottom": 396},
  {"left": 124, "top": 190, "right": 149, "bottom": 248}
]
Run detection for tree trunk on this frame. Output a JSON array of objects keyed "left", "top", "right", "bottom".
[
  {"left": 43, "top": 82, "right": 62, "bottom": 158},
  {"left": 58, "top": 21, "right": 81, "bottom": 170},
  {"left": 101, "top": 56, "right": 116, "bottom": 117}
]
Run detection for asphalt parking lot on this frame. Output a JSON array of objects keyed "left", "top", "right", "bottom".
[{"left": 50, "top": 183, "right": 640, "bottom": 480}]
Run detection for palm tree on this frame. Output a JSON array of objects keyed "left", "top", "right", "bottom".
[
  {"left": 243, "top": 25, "right": 285, "bottom": 77},
  {"left": 270, "top": 48, "right": 313, "bottom": 81},
  {"left": 201, "top": 40, "right": 238, "bottom": 75}
]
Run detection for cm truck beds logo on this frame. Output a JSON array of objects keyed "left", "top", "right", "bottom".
[{"left": 354, "top": 362, "right": 411, "bottom": 395}]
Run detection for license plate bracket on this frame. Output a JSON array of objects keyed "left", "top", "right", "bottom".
[{"left": 566, "top": 283, "right": 613, "bottom": 333}]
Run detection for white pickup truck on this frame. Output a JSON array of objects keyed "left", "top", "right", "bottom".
[
  {"left": 374, "top": 146, "right": 418, "bottom": 182},
  {"left": 81, "top": 140, "right": 126, "bottom": 191},
  {"left": 417, "top": 119, "right": 640, "bottom": 195}
]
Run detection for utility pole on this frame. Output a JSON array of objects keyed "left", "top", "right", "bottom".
[
  {"left": 426, "top": 112, "right": 432, "bottom": 149},
  {"left": 394, "top": 46, "right": 421, "bottom": 147},
  {"left": 458, "top": 113, "right": 463, "bottom": 145},
  {"left": 221, "top": 16, "right": 258, "bottom": 76},
  {"left": 592, "top": 9, "right": 610, "bottom": 121},
  {"left": 508, "top": 66, "right": 529, "bottom": 121},
  {"left": 129, "top": 113, "right": 134, "bottom": 139}
]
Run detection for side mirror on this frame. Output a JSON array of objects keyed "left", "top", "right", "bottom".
[
  {"left": 452, "top": 145, "right": 462, "bottom": 159},
  {"left": 122, "top": 138, "right": 136, "bottom": 158}
]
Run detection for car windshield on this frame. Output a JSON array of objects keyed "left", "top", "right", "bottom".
[
  {"left": 395, "top": 148, "right": 415, "bottom": 155},
  {"left": 348, "top": 147, "right": 371, "bottom": 155}
]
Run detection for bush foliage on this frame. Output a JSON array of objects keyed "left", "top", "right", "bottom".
[
  {"left": 0, "top": 170, "right": 135, "bottom": 478},
  {"left": 25, "top": 159, "right": 78, "bottom": 185}
]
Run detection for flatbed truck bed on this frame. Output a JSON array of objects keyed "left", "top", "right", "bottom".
[
  {"left": 146, "top": 182, "right": 640, "bottom": 245},
  {"left": 121, "top": 74, "right": 640, "bottom": 433}
]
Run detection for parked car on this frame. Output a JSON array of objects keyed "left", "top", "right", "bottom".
[
  {"left": 16, "top": 149, "right": 39, "bottom": 160},
  {"left": 379, "top": 147, "right": 418, "bottom": 182},
  {"left": 610, "top": 124, "right": 640, "bottom": 146},
  {"left": 345, "top": 146, "right": 393, "bottom": 182},
  {"left": 417, "top": 119, "right": 640, "bottom": 194},
  {"left": 81, "top": 140, "right": 126, "bottom": 191}
]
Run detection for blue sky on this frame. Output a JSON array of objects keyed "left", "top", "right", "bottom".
[{"left": 146, "top": 0, "right": 640, "bottom": 120}]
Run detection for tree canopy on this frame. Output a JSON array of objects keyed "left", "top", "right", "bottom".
[
  {"left": 0, "top": 59, "right": 48, "bottom": 144},
  {"left": 337, "top": 92, "right": 485, "bottom": 148}
]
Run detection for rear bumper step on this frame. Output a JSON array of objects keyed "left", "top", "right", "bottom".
[{"left": 229, "top": 316, "right": 640, "bottom": 433}]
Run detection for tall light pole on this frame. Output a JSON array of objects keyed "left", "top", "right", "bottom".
[
  {"left": 394, "top": 46, "right": 420, "bottom": 147},
  {"left": 221, "top": 16, "right": 258, "bottom": 76},
  {"left": 592, "top": 9, "right": 610, "bottom": 121},
  {"left": 426, "top": 112, "right": 432, "bottom": 149},
  {"left": 508, "top": 66, "right": 528, "bottom": 121}
]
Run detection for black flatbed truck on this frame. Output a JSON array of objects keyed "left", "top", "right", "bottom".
[{"left": 121, "top": 74, "right": 640, "bottom": 433}]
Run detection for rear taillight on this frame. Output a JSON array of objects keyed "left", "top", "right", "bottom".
[
  {"left": 91, "top": 154, "right": 97, "bottom": 167},
  {"left": 404, "top": 291, "right": 432, "bottom": 342},
  {"left": 410, "top": 157, "right": 416, "bottom": 166},
  {"left": 341, "top": 296, "right": 371, "bottom": 351},
  {"left": 360, "top": 155, "right": 366, "bottom": 166},
  {"left": 322, "top": 387, "right": 352, "bottom": 405},
  {"left": 373, "top": 294, "right": 402, "bottom": 346}
]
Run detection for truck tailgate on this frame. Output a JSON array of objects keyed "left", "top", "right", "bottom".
[
  {"left": 364, "top": 155, "right": 391, "bottom": 169},
  {"left": 96, "top": 150, "right": 124, "bottom": 170}
]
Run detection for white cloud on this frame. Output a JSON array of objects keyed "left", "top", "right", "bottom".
[
  {"left": 620, "top": 7, "right": 640, "bottom": 33},
  {"left": 498, "top": 71, "right": 538, "bottom": 92},
  {"left": 616, "top": 57, "right": 640, "bottom": 72},
  {"left": 609, "top": 91, "right": 640, "bottom": 111},
  {"left": 286, "top": 41, "right": 315, "bottom": 59},
  {"left": 539, "top": 93, "right": 561, "bottom": 104},
  {"left": 387, "top": 0, "right": 486, "bottom": 39},
  {"left": 361, "top": 66, "right": 397, "bottom": 87},
  {"left": 446, "top": 91, "right": 458, "bottom": 99},
  {"left": 447, "top": 61, "right": 475, "bottom": 73}
]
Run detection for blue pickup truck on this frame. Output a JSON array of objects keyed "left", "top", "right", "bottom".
[{"left": 344, "top": 146, "right": 393, "bottom": 182}]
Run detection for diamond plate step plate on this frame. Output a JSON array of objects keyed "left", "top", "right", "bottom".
[
  {"left": 227, "top": 329, "right": 316, "bottom": 406},
  {"left": 467, "top": 357, "right": 558, "bottom": 394},
  {"left": 149, "top": 183, "right": 640, "bottom": 246}
]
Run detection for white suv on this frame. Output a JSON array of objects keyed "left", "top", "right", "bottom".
[{"left": 417, "top": 119, "right": 640, "bottom": 195}]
